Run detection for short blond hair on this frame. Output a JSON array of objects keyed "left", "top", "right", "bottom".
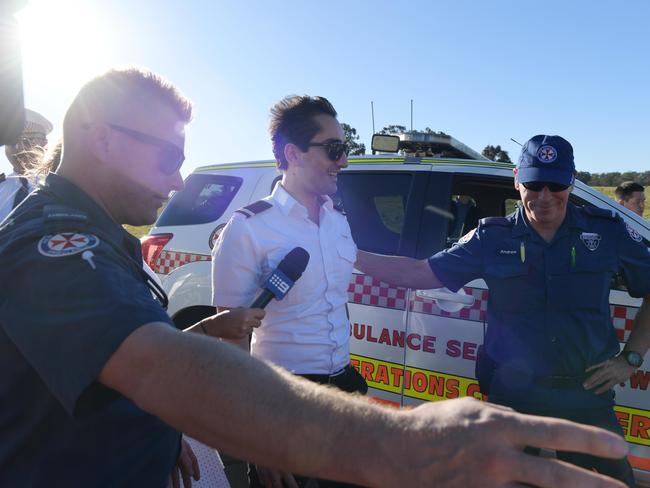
[{"left": 63, "top": 67, "right": 193, "bottom": 136}]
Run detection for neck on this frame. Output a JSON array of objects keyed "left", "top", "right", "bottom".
[
  {"left": 525, "top": 212, "right": 564, "bottom": 243},
  {"left": 281, "top": 175, "right": 321, "bottom": 222},
  {"left": 57, "top": 158, "right": 118, "bottom": 223}
]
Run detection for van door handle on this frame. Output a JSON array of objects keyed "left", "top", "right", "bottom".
[{"left": 416, "top": 288, "right": 475, "bottom": 305}]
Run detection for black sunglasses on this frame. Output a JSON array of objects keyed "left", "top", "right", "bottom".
[
  {"left": 105, "top": 123, "right": 185, "bottom": 175},
  {"left": 308, "top": 141, "right": 349, "bottom": 162},
  {"left": 521, "top": 181, "right": 571, "bottom": 192}
]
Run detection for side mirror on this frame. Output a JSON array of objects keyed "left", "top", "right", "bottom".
[{"left": 371, "top": 134, "right": 399, "bottom": 154}]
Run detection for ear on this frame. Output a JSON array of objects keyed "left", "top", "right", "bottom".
[
  {"left": 84, "top": 124, "right": 111, "bottom": 162},
  {"left": 513, "top": 168, "right": 520, "bottom": 190},
  {"left": 284, "top": 143, "right": 304, "bottom": 170}
]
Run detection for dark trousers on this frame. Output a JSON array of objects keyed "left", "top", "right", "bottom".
[
  {"left": 518, "top": 406, "right": 635, "bottom": 487},
  {"left": 248, "top": 365, "right": 368, "bottom": 488}
]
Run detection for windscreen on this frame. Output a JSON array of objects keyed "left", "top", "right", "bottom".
[{"left": 156, "top": 173, "right": 243, "bottom": 226}]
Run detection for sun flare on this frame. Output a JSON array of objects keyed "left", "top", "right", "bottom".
[{"left": 16, "top": 0, "right": 113, "bottom": 97}]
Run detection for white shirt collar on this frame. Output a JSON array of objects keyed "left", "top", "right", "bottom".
[{"left": 272, "top": 183, "right": 334, "bottom": 218}]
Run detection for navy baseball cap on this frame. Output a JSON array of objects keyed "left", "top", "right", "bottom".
[{"left": 517, "top": 135, "right": 575, "bottom": 185}]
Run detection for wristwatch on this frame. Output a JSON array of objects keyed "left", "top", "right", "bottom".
[{"left": 621, "top": 351, "right": 644, "bottom": 368}]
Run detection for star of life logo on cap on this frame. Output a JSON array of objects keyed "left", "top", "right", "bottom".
[
  {"left": 580, "top": 232, "right": 601, "bottom": 251},
  {"left": 38, "top": 232, "right": 100, "bottom": 257},
  {"left": 537, "top": 145, "right": 557, "bottom": 163}
]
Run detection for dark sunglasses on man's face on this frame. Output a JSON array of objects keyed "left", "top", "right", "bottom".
[
  {"left": 521, "top": 181, "right": 571, "bottom": 193},
  {"left": 107, "top": 124, "right": 185, "bottom": 175},
  {"left": 308, "top": 141, "right": 349, "bottom": 162}
]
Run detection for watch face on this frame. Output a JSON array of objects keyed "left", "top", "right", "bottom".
[{"left": 626, "top": 351, "right": 644, "bottom": 368}]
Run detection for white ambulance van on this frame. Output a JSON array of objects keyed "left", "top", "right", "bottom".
[{"left": 144, "top": 132, "right": 650, "bottom": 485}]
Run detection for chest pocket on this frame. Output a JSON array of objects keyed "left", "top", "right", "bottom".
[
  {"left": 485, "top": 261, "right": 528, "bottom": 279},
  {"left": 568, "top": 246, "right": 618, "bottom": 310},
  {"left": 336, "top": 235, "right": 356, "bottom": 263},
  {"left": 484, "top": 261, "right": 536, "bottom": 313}
]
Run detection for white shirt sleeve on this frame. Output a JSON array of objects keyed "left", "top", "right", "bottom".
[{"left": 211, "top": 214, "right": 263, "bottom": 308}]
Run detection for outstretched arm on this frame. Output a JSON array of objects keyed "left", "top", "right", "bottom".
[
  {"left": 355, "top": 250, "right": 443, "bottom": 289},
  {"left": 99, "top": 323, "right": 628, "bottom": 488}
]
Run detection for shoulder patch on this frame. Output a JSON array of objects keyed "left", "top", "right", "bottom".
[
  {"left": 332, "top": 196, "right": 346, "bottom": 215},
  {"left": 458, "top": 228, "right": 476, "bottom": 244},
  {"left": 235, "top": 200, "right": 272, "bottom": 218},
  {"left": 38, "top": 232, "right": 100, "bottom": 257},
  {"left": 626, "top": 223, "right": 643, "bottom": 243},
  {"left": 583, "top": 206, "right": 616, "bottom": 220},
  {"left": 479, "top": 216, "right": 512, "bottom": 227}
]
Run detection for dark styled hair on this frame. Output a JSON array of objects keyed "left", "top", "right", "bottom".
[
  {"left": 615, "top": 181, "right": 645, "bottom": 202},
  {"left": 269, "top": 95, "right": 337, "bottom": 169}
]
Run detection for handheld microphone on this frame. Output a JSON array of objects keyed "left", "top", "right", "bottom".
[{"left": 251, "top": 247, "right": 310, "bottom": 309}]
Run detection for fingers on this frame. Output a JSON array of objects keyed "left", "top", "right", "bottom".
[
  {"left": 257, "top": 466, "right": 281, "bottom": 488},
  {"left": 507, "top": 413, "right": 627, "bottom": 460},
  {"left": 585, "top": 360, "right": 609, "bottom": 372},
  {"left": 283, "top": 472, "right": 300, "bottom": 488},
  {"left": 181, "top": 468, "right": 192, "bottom": 488},
  {"left": 513, "top": 452, "right": 628, "bottom": 488},
  {"left": 187, "top": 441, "right": 200, "bottom": 480},
  {"left": 251, "top": 307, "right": 266, "bottom": 319}
]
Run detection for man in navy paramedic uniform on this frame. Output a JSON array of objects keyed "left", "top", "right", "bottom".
[
  {"left": 357, "top": 135, "right": 650, "bottom": 487},
  {"left": 0, "top": 67, "right": 635, "bottom": 488}
]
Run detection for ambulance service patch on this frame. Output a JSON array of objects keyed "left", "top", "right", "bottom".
[
  {"left": 458, "top": 228, "right": 476, "bottom": 244},
  {"left": 580, "top": 232, "right": 601, "bottom": 251},
  {"left": 38, "top": 232, "right": 100, "bottom": 257},
  {"left": 626, "top": 223, "right": 643, "bottom": 243},
  {"left": 537, "top": 145, "right": 557, "bottom": 163}
]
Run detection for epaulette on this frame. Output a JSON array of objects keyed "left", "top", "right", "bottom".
[
  {"left": 235, "top": 200, "right": 272, "bottom": 218},
  {"left": 583, "top": 206, "right": 617, "bottom": 220},
  {"left": 479, "top": 216, "right": 513, "bottom": 227},
  {"left": 332, "top": 196, "right": 346, "bottom": 215}
]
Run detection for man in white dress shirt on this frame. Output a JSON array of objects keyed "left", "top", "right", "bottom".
[{"left": 212, "top": 95, "right": 364, "bottom": 488}]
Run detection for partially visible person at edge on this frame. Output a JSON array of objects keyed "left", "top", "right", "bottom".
[
  {"left": 0, "top": 69, "right": 631, "bottom": 488},
  {"left": 615, "top": 181, "right": 645, "bottom": 218},
  {"left": 0, "top": 109, "right": 53, "bottom": 221},
  {"left": 356, "top": 135, "right": 650, "bottom": 487},
  {"left": 211, "top": 95, "right": 365, "bottom": 488}
]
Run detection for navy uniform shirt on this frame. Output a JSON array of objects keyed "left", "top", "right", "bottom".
[
  {"left": 428, "top": 203, "right": 650, "bottom": 409},
  {"left": 0, "top": 174, "right": 180, "bottom": 487}
]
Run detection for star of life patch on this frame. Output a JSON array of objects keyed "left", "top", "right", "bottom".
[
  {"left": 537, "top": 145, "right": 557, "bottom": 163},
  {"left": 580, "top": 232, "right": 601, "bottom": 251},
  {"left": 458, "top": 228, "right": 476, "bottom": 244},
  {"left": 38, "top": 232, "right": 100, "bottom": 257},
  {"left": 626, "top": 223, "right": 643, "bottom": 243}
]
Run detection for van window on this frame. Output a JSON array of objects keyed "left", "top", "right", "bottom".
[
  {"left": 337, "top": 173, "right": 412, "bottom": 255},
  {"left": 157, "top": 174, "right": 243, "bottom": 226}
]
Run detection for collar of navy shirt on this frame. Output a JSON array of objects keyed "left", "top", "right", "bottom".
[{"left": 510, "top": 203, "right": 590, "bottom": 243}]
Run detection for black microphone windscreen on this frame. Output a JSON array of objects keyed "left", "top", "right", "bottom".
[{"left": 276, "top": 247, "right": 309, "bottom": 282}]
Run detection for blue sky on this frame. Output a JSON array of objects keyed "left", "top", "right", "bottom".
[{"left": 4, "top": 0, "right": 649, "bottom": 177}]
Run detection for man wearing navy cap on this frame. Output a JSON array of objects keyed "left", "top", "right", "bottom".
[{"left": 357, "top": 134, "right": 650, "bottom": 486}]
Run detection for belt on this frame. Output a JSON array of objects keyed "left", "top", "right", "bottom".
[
  {"left": 299, "top": 365, "right": 351, "bottom": 384},
  {"left": 534, "top": 374, "right": 586, "bottom": 389}
]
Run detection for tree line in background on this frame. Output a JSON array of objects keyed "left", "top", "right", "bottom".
[
  {"left": 343, "top": 125, "right": 644, "bottom": 187},
  {"left": 574, "top": 171, "right": 650, "bottom": 187}
]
